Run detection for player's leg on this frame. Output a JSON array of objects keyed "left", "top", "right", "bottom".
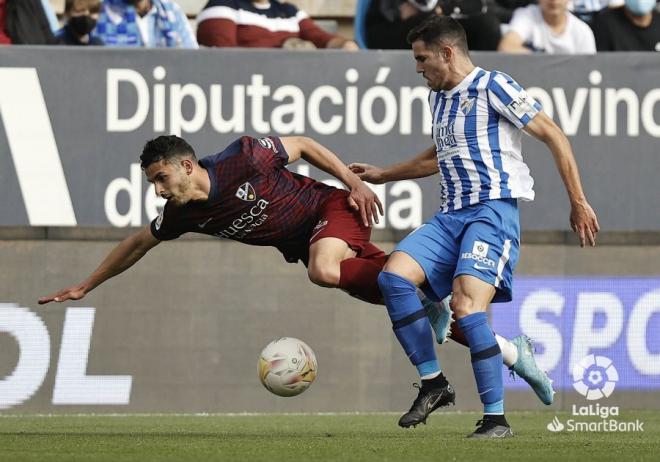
[
  {"left": 451, "top": 199, "right": 521, "bottom": 438},
  {"left": 308, "top": 192, "right": 541, "bottom": 402},
  {"left": 379, "top": 219, "right": 456, "bottom": 428},
  {"left": 307, "top": 190, "right": 387, "bottom": 304},
  {"left": 307, "top": 236, "right": 356, "bottom": 288},
  {"left": 451, "top": 274, "right": 513, "bottom": 438}
]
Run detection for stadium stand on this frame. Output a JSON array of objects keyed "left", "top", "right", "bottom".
[
  {"left": 195, "top": 0, "right": 356, "bottom": 49},
  {"left": 48, "top": 0, "right": 357, "bottom": 38}
]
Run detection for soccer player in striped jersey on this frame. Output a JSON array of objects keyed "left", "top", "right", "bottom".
[{"left": 350, "top": 16, "right": 599, "bottom": 438}]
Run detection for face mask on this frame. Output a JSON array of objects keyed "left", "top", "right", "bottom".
[
  {"left": 69, "top": 15, "right": 97, "bottom": 36},
  {"left": 625, "top": 0, "right": 656, "bottom": 16}
]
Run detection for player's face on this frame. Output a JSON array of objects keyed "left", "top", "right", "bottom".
[
  {"left": 412, "top": 40, "right": 449, "bottom": 92},
  {"left": 145, "top": 159, "right": 194, "bottom": 205}
]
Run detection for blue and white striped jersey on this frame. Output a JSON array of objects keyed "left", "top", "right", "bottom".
[{"left": 429, "top": 66, "right": 542, "bottom": 212}]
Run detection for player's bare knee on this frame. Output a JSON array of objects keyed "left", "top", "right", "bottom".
[
  {"left": 307, "top": 264, "right": 340, "bottom": 288},
  {"left": 450, "top": 292, "right": 478, "bottom": 318}
]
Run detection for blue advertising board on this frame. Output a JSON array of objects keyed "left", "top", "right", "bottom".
[{"left": 492, "top": 277, "right": 660, "bottom": 390}]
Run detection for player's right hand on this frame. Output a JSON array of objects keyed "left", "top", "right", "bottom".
[
  {"left": 570, "top": 200, "right": 600, "bottom": 247},
  {"left": 348, "top": 163, "right": 386, "bottom": 184},
  {"left": 347, "top": 180, "right": 384, "bottom": 227},
  {"left": 38, "top": 285, "right": 86, "bottom": 305}
]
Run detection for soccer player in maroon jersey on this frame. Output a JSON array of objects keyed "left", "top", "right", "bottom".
[
  {"left": 38, "top": 134, "right": 551, "bottom": 411},
  {"left": 38, "top": 134, "right": 387, "bottom": 306}
]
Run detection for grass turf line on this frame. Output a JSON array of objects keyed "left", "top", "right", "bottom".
[{"left": 0, "top": 411, "right": 657, "bottom": 462}]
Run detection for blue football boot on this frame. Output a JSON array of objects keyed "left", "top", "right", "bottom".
[
  {"left": 509, "top": 335, "right": 555, "bottom": 405},
  {"left": 421, "top": 294, "right": 453, "bottom": 345}
]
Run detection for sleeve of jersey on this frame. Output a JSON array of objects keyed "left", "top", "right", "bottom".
[
  {"left": 149, "top": 205, "right": 185, "bottom": 241},
  {"left": 247, "top": 136, "right": 290, "bottom": 173},
  {"left": 487, "top": 72, "right": 542, "bottom": 129},
  {"left": 298, "top": 16, "right": 335, "bottom": 48}
]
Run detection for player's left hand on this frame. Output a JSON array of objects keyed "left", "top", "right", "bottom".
[
  {"left": 347, "top": 181, "right": 384, "bottom": 227},
  {"left": 570, "top": 200, "right": 600, "bottom": 247}
]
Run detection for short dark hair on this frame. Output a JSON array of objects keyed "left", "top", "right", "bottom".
[
  {"left": 407, "top": 16, "right": 469, "bottom": 55},
  {"left": 65, "top": 0, "right": 101, "bottom": 14},
  {"left": 140, "top": 135, "right": 196, "bottom": 169}
]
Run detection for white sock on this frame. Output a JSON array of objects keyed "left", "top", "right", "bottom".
[
  {"left": 496, "top": 334, "right": 518, "bottom": 367},
  {"left": 420, "top": 371, "right": 440, "bottom": 380}
]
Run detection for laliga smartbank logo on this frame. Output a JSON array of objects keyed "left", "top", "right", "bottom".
[{"left": 546, "top": 355, "right": 644, "bottom": 433}]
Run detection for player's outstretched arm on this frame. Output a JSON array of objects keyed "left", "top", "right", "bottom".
[
  {"left": 281, "top": 136, "right": 383, "bottom": 227},
  {"left": 38, "top": 226, "right": 161, "bottom": 304},
  {"left": 524, "top": 111, "right": 600, "bottom": 247},
  {"left": 348, "top": 145, "right": 439, "bottom": 184}
]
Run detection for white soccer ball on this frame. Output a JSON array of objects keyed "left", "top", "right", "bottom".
[{"left": 258, "top": 337, "right": 318, "bottom": 397}]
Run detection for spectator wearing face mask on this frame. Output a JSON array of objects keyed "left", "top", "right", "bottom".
[
  {"left": 56, "top": 0, "right": 104, "bottom": 45},
  {"left": 592, "top": 0, "right": 660, "bottom": 50},
  {"left": 93, "top": 0, "right": 198, "bottom": 48}
]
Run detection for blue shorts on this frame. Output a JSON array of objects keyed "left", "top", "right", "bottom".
[{"left": 395, "top": 199, "right": 520, "bottom": 303}]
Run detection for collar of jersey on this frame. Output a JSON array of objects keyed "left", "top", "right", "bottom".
[
  {"left": 199, "top": 159, "right": 219, "bottom": 203},
  {"left": 439, "top": 66, "right": 482, "bottom": 97}
]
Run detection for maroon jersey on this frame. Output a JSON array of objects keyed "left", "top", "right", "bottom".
[{"left": 150, "top": 136, "right": 337, "bottom": 262}]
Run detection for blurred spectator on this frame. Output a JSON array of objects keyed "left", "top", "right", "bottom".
[
  {"left": 4, "top": 0, "right": 56, "bottom": 44},
  {"left": 0, "top": 0, "right": 10, "bottom": 44},
  {"left": 56, "top": 0, "right": 104, "bottom": 45},
  {"left": 41, "top": 0, "right": 62, "bottom": 34},
  {"left": 592, "top": 1, "right": 660, "bottom": 50},
  {"left": 498, "top": 0, "right": 596, "bottom": 53},
  {"left": 93, "top": 0, "right": 197, "bottom": 48},
  {"left": 196, "top": 0, "right": 359, "bottom": 50},
  {"left": 365, "top": 0, "right": 502, "bottom": 50},
  {"left": 490, "top": 0, "right": 533, "bottom": 24}
]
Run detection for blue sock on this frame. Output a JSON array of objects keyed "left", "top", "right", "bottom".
[
  {"left": 457, "top": 312, "right": 504, "bottom": 415},
  {"left": 378, "top": 271, "right": 440, "bottom": 378}
]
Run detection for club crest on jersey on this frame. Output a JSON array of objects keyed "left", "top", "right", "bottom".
[
  {"left": 460, "top": 97, "right": 476, "bottom": 116},
  {"left": 258, "top": 137, "right": 278, "bottom": 153},
  {"left": 236, "top": 182, "right": 257, "bottom": 201}
]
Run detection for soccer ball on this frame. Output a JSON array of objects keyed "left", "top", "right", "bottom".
[{"left": 258, "top": 337, "right": 318, "bottom": 397}]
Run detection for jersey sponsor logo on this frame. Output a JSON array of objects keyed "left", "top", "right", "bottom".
[
  {"left": 507, "top": 91, "right": 535, "bottom": 120},
  {"left": 460, "top": 97, "right": 476, "bottom": 116},
  {"left": 214, "top": 198, "right": 270, "bottom": 239},
  {"left": 461, "top": 240, "right": 496, "bottom": 269},
  {"left": 258, "top": 137, "right": 278, "bottom": 153},
  {"left": 435, "top": 121, "right": 458, "bottom": 159},
  {"left": 235, "top": 182, "right": 257, "bottom": 202}
]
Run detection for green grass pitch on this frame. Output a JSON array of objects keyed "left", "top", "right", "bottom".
[{"left": 0, "top": 411, "right": 658, "bottom": 461}]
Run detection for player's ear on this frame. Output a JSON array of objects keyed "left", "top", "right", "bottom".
[
  {"left": 181, "top": 157, "right": 194, "bottom": 175},
  {"left": 441, "top": 46, "right": 452, "bottom": 62}
]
